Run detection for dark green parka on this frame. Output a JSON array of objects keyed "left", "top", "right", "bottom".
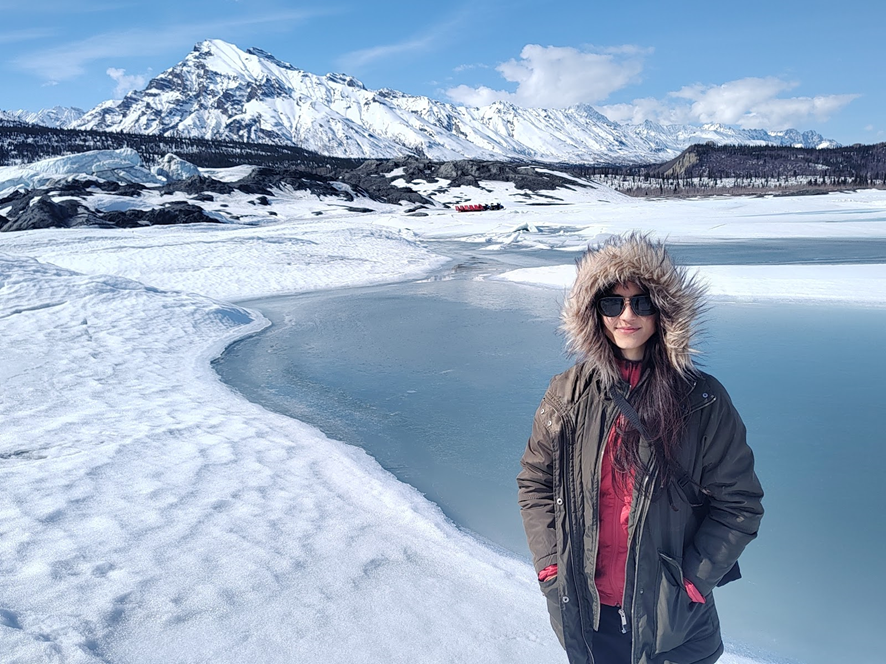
[{"left": 517, "top": 235, "right": 764, "bottom": 664}]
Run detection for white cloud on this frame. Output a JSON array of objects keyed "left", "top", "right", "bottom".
[
  {"left": 106, "top": 67, "right": 148, "bottom": 98},
  {"left": 445, "top": 84, "right": 509, "bottom": 107},
  {"left": 453, "top": 63, "right": 489, "bottom": 73},
  {"left": 445, "top": 44, "right": 648, "bottom": 108},
  {"left": 340, "top": 35, "right": 436, "bottom": 70},
  {"left": 599, "top": 77, "right": 859, "bottom": 130},
  {"left": 337, "top": 13, "right": 466, "bottom": 71},
  {"left": 0, "top": 27, "right": 56, "bottom": 44}
]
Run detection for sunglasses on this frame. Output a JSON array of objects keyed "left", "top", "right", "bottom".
[{"left": 596, "top": 294, "right": 658, "bottom": 317}]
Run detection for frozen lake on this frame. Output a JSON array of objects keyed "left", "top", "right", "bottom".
[{"left": 215, "top": 240, "right": 885, "bottom": 664}]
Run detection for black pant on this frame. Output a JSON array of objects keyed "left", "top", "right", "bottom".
[{"left": 594, "top": 605, "right": 632, "bottom": 664}]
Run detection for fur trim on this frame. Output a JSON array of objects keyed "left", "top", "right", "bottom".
[{"left": 561, "top": 233, "right": 706, "bottom": 388}]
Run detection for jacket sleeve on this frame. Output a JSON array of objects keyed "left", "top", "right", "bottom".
[
  {"left": 682, "top": 379, "right": 764, "bottom": 596},
  {"left": 516, "top": 394, "right": 563, "bottom": 574}
]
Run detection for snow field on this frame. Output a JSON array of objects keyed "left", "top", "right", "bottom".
[
  {"left": 0, "top": 254, "right": 562, "bottom": 663},
  {"left": 376, "top": 187, "right": 886, "bottom": 246},
  {"left": 0, "top": 219, "right": 448, "bottom": 302}
]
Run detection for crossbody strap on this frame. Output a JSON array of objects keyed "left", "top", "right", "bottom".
[{"left": 608, "top": 386, "right": 706, "bottom": 507}]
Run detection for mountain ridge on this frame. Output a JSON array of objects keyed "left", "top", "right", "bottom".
[{"left": 15, "top": 39, "right": 839, "bottom": 165}]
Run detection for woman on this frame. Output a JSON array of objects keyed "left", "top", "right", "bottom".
[{"left": 517, "top": 234, "right": 763, "bottom": 664}]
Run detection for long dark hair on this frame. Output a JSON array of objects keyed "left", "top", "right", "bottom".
[{"left": 604, "top": 285, "right": 695, "bottom": 490}]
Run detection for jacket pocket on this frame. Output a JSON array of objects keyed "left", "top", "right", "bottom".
[
  {"left": 539, "top": 577, "right": 566, "bottom": 649},
  {"left": 653, "top": 552, "right": 716, "bottom": 655}
]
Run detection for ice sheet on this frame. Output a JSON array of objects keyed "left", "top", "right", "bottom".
[{"left": 0, "top": 148, "right": 165, "bottom": 196}]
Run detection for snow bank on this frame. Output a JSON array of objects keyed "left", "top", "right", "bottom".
[
  {"left": 0, "top": 219, "right": 447, "bottom": 302},
  {"left": 496, "top": 263, "right": 886, "bottom": 306}
]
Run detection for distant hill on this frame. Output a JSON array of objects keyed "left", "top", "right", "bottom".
[
  {"left": 0, "top": 122, "right": 356, "bottom": 171},
  {"left": 570, "top": 143, "right": 886, "bottom": 197},
  {"left": 652, "top": 142, "right": 886, "bottom": 180}
]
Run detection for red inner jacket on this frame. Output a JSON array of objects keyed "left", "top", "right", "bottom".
[{"left": 594, "top": 359, "right": 641, "bottom": 606}]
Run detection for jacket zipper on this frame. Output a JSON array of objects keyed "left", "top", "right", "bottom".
[
  {"left": 628, "top": 464, "right": 654, "bottom": 664},
  {"left": 551, "top": 397, "right": 595, "bottom": 659}
]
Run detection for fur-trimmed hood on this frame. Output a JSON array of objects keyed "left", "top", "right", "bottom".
[{"left": 561, "top": 233, "right": 706, "bottom": 388}]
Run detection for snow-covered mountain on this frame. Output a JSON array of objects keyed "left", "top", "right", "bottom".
[
  {"left": 9, "top": 106, "right": 85, "bottom": 128},
  {"left": 59, "top": 40, "right": 836, "bottom": 164},
  {"left": 0, "top": 109, "right": 23, "bottom": 126}
]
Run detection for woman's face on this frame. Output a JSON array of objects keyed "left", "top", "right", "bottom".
[{"left": 600, "top": 282, "right": 658, "bottom": 361}]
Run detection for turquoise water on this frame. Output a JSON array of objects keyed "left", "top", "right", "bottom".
[{"left": 215, "top": 249, "right": 885, "bottom": 664}]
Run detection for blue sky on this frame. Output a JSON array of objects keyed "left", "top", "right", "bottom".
[{"left": 1, "top": 0, "right": 882, "bottom": 145}]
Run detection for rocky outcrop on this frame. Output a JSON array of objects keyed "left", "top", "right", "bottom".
[
  {"left": 102, "top": 202, "right": 220, "bottom": 227},
  {"left": 0, "top": 196, "right": 106, "bottom": 232},
  {"left": 0, "top": 189, "right": 220, "bottom": 232},
  {"left": 161, "top": 175, "right": 234, "bottom": 196},
  {"left": 349, "top": 157, "right": 594, "bottom": 194}
]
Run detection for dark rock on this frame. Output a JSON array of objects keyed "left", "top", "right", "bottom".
[
  {"left": 238, "top": 182, "right": 272, "bottom": 196},
  {"left": 75, "top": 180, "right": 146, "bottom": 196},
  {"left": 337, "top": 174, "right": 430, "bottom": 205},
  {"left": 0, "top": 196, "right": 109, "bottom": 232},
  {"left": 450, "top": 175, "right": 480, "bottom": 188},
  {"left": 191, "top": 193, "right": 214, "bottom": 202},
  {"left": 102, "top": 202, "right": 221, "bottom": 227},
  {"left": 255, "top": 195, "right": 270, "bottom": 206},
  {"left": 162, "top": 175, "right": 233, "bottom": 196},
  {"left": 115, "top": 183, "right": 149, "bottom": 197},
  {"left": 233, "top": 167, "right": 346, "bottom": 199},
  {"left": 1, "top": 198, "right": 218, "bottom": 231},
  {"left": 0, "top": 189, "right": 30, "bottom": 208}
]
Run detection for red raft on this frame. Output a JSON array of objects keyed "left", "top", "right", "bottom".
[{"left": 454, "top": 203, "right": 504, "bottom": 212}]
